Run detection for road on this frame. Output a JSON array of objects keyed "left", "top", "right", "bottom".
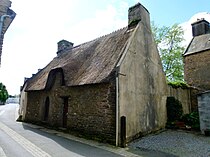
[{"left": 0, "top": 103, "right": 139, "bottom": 157}]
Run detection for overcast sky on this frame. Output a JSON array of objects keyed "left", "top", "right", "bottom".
[{"left": 0, "top": 0, "right": 210, "bottom": 95}]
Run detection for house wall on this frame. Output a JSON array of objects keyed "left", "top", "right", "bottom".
[
  {"left": 118, "top": 22, "right": 168, "bottom": 143},
  {"left": 25, "top": 71, "right": 117, "bottom": 144},
  {"left": 19, "top": 83, "right": 28, "bottom": 120},
  {"left": 25, "top": 72, "right": 70, "bottom": 126},
  {"left": 184, "top": 50, "right": 210, "bottom": 91},
  {"left": 62, "top": 82, "right": 116, "bottom": 143}
]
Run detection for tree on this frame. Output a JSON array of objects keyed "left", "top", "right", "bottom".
[
  {"left": 152, "top": 22, "right": 185, "bottom": 82},
  {"left": 0, "top": 82, "right": 9, "bottom": 103}
]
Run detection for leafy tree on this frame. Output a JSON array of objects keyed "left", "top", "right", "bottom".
[
  {"left": 152, "top": 22, "right": 185, "bottom": 81},
  {"left": 0, "top": 82, "right": 9, "bottom": 103}
]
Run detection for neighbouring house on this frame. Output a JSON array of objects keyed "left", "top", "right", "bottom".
[
  {"left": 22, "top": 3, "right": 168, "bottom": 146},
  {"left": 0, "top": 0, "right": 16, "bottom": 65},
  {"left": 19, "top": 77, "right": 29, "bottom": 119},
  {"left": 184, "top": 18, "right": 210, "bottom": 90},
  {"left": 184, "top": 18, "right": 210, "bottom": 111}
]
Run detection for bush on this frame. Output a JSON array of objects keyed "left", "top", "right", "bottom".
[
  {"left": 166, "top": 97, "right": 183, "bottom": 122},
  {"left": 0, "top": 82, "right": 9, "bottom": 103},
  {"left": 168, "top": 81, "right": 189, "bottom": 89},
  {"left": 181, "top": 112, "right": 200, "bottom": 130}
]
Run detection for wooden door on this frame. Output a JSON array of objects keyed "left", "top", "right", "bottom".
[
  {"left": 63, "top": 97, "right": 68, "bottom": 128},
  {"left": 44, "top": 97, "right": 50, "bottom": 121}
]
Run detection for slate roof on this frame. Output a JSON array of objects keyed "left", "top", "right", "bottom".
[
  {"left": 184, "top": 33, "right": 210, "bottom": 56},
  {"left": 26, "top": 27, "right": 135, "bottom": 91}
]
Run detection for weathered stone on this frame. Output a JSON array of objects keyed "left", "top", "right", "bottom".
[
  {"left": 184, "top": 50, "right": 210, "bottom": 90},
  {"left": 25, "top": 71, "right": 116, "bottom": 143}
]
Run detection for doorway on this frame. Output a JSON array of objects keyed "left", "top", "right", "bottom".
[
  {"left": 62, "top": 97, "right": 68, "bottom": 128},
  {"left": 44, "top": 97, "right": 50, "bottom": 121}
]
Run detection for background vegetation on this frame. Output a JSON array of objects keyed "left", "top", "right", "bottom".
[
  {"left": 0, "top": 82, "right": 9, "bottom": 103},
  {"left": 152, "top": 22, "right": 185, "bottom": 82}
]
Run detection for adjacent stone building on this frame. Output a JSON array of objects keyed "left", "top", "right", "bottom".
[
  {"left": 0, "top": 0, "right": 16, "bottom": 65},
  {"left": 22, "top": 3, "right": 168, "bottom": 146},
  {"left": 184, "top": 19, "right": 210, "bottom": 90}
]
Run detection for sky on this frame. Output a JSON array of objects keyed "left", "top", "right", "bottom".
[{"left": 0, "top": 0, "right": 210, "bottom": 95}]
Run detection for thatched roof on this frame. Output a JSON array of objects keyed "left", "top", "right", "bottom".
[
  {"left": 26, "top": 27, "right": 134, "bottom": 91},
  {"left": 184, "top": 33, "right": 210, "bottom": 56}
]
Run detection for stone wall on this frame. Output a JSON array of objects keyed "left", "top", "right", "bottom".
[
  {"left": 184, "top": 50, "right": 210, "bottom": 91},
  {"left": 63, "top": 83, "right": 116, "bottom": 143},
  {"left": 25, "top": 71, "right": 116, "bottom": 144}
]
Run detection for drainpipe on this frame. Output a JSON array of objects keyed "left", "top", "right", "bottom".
[
  {"left": 0, "top": 15, "right": 11, "bottom": 37},
  {"left": 116, "top": 75, "right": 119, "bottom": 146}
]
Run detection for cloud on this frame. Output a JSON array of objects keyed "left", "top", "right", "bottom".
[
  {"left": 0, "top": 0, "right": 129, "bottom": 95},
  {"left": 65, "top": 5, "right": 127, "bottom": 44},
  {"left": 2, "top": 0, "right": 208, "bottom": 95}
]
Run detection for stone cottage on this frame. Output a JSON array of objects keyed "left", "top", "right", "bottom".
[
  {"left": 0, "top": 0, "right": 16, "bottom": 65},
  {"left": 23, "top": 3, "right": 168, "bottom": 146},
  {"left": 184, "top": 18, "right": 210, "bottom": 111}
]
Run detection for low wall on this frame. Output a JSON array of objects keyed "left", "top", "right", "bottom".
[{"left": 167, "top": 85, "right": 192, "bottom": 114}]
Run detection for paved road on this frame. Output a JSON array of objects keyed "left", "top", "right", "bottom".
[{"left": 0, "top": 104, "right": 139, "bottom": 157}]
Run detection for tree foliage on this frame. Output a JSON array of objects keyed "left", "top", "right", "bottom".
[
  {"left": 152, "top": 22, "right": 185, "bottom": 81},
  {"left": 0, "top": 82, "right": 9, "bottom": 103}
]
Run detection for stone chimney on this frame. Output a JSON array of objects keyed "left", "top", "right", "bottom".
[
  {"left": 128, "top": 3, "right": 150, "bottom": 29},
  {"left": 57, "top": 40, "right": 74, "bottom": 56},
  {"left": 0, "top": 0, "right": 12, "bottom": 14},
  {"left": 192, "top": 18, "right": 210, "bottom": 37}
]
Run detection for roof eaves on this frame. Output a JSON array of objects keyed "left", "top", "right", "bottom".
[
  {"left": 184, "top": 47, "right": 210, "bottom": 57},
  {"left": 183, "top": 37, "right": 194, "bottom": 56}
]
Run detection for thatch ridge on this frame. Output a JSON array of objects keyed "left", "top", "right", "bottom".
[{"left": 26, "top": 26, "right": 134, "bottom": 91}]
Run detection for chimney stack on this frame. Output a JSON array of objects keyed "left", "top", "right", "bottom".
[
  {"left": 192, "top": 18, "right": 210, "bottom": 37},
  {"left": 57, "top": 40, "right": 74, "bottom": 56},
  {"left": 0, "top": 0, "right": 12, "bottom": 13},
  {"left": 128, "top": 3, "right": 150, "bottom": 29}
]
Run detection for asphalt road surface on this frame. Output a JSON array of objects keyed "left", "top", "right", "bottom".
[{"left": 0, "top": 103, "right": 136, "bottom": 157}]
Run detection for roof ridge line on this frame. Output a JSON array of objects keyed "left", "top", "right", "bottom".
[{"left": 74, "top": 26, "right": 128, "bottom": 49}]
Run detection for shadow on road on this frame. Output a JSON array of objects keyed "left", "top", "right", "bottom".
[{"left": 21, "top": 123, "right": 122, "bottom": 157}]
